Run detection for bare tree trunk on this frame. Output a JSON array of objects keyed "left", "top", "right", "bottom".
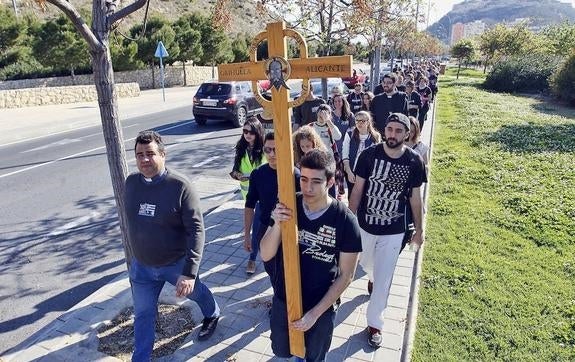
[
  {"left": 183, "top": 62, "right": 187, "bottom": 86},
  {"left": 92, "top": 1, "right": 133, "bottom": 266}
]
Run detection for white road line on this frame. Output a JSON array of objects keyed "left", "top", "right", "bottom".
[
  {"left": 0, "top": 145, "right": 107, "bottom": 179},
  {"left": 21, "top": 138, "right": 83, "bottom": 153},
  {"left": 191, "top": 156, "right": 219, "bottom": 168},
  {"left": 0, "top": 124, "right": 99, "bottom": 149},
  {"left": 48, "top": 211, "right": 101, "bottom": 237},
  {"left": 80, "top": 124, "right": 140, "bottom": 140},
  {"left": 1, "top": 120, "right": 198, "bottom": 179}
]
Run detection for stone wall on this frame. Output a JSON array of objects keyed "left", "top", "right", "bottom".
[
  {"left": 0, "top": 65, "right": 214, "bottom": 91},
  {"left": 0, "top": 83, "right": 140, "bottom": 109}
]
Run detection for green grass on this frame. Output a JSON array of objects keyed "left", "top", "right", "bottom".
[
  {"left": 412, "top": 72, "right": 575, "bottom": 361},
  {"left": 444, "top": 66, "right": 486, "bottom": 79}
]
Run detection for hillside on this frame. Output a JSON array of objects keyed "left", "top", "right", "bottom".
[
  {"left": 1, "top": 0, "right": 270, "bottom": 36},
  {"left": 427, "top": 0, "right": 575, "bottom": 43}
]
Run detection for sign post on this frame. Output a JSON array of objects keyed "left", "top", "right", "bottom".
[
  {"left": 218, "top": 21, "right": 351, "bottom": 358},
  {"left": 154, "top": 41, "right": 169, "bottom": 102}
]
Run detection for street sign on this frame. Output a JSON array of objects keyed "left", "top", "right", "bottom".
[
  {"left": 154, "top": 41, "right": 169, "bottom": 102},
  {"left": 154, "top": 41, "right": 169, "bottom": 58}
]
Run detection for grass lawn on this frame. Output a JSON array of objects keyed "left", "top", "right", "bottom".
[{"left": 413, "top": 71, "right": 575, "bottom": 361}]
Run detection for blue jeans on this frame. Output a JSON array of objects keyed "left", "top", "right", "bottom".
[
  {"left": 269, "top": 296, "right": 335, "bottom": 362},
  {"left": 250, "top": 203, "right": 262, "bottom": 261},
  {"left": 129, "top": 257, "right": 219, "bottom": 362}
]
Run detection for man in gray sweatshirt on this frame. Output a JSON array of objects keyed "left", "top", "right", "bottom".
[{"left": 125, "top": 130, "right": 220, "bottom": 361}]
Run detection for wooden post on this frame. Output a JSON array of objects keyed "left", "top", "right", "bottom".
[{"left": 218, "top": 21, "right": 351, "bottom": 358}]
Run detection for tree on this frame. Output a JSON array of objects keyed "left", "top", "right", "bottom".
[
  {"left": 346, "top": 0, "right": 419, "bottom": 91},
  {"left": 0, "top": 6, "right": 25, "bottom": 67},
  {"left": 32, "top": 15, "right": 91, "bottom": 78},
  {"left": 110, "top": 35, "right": 144, "bottom": 71},
  {"left": 231, "top": 34, "right": 250, "bottom": 62},
  {"left": 173, "top": 15, "right": 204, "bottom": 85},
  {"left": 256, "top": 0, "right": 361, "bottom": 97},
  {"left": 542, "top": 22, "right": 575, "bottom": 56},
  {"left": 35, "top": 0, "right": 154, "bottom": 265},
  {"left": 479, "top": 24, "right": 509, "bottom": 73},
  {"left": 451, "top": 39, "right": 475, "bottom": 79}
]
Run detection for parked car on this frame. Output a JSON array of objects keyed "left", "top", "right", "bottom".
[
  {"left": 193, "top": 81, "right": 263, "bottom": 127},
  {"left": 342, "top": 69, "right": 367, "bottom": 89}
]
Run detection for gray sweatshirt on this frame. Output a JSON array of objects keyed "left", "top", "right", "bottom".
[{"left": 125, "top": 169, "right": 204, "bottom": 278}]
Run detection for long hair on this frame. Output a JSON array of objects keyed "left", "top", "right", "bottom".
[
  {"left": 233, "top": 116, "right": 264, "bottom": 171},
  {"left": 352, "top": 111, "right": 382, "bottom": 143},
  {"left": 332, "top": 94, "right": 352, "bottom": 120},
  {"left": 408, "top": 116, "right": 421, "bottom": 143},
  {"left": 361, "top": 91, "right": 374, "bottom": 111},
  {"left": 292, "top": 125, "right": 327, "bottom": 166}
]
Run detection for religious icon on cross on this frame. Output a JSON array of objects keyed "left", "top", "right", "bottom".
[{"left": 265, "top": 57, "right": 291, "bottom": 91}]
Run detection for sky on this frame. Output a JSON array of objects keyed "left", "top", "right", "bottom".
[{"left": 425, "top": 0, "right": 575, "bottom": 29}]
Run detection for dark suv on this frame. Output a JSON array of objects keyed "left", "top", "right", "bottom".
[{"left": 193, "top": 81, "right": 263, "bottom": 127}]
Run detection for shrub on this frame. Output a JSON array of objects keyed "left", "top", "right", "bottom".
[
  {"left": 484, "top": 54, "right": 562, "bottom": 93},
  {"left": 0, "top": 58, "right": 49, "bottom": 81},
  {"left": 550, "top": 49, "right": 575, "bottom": 105}
]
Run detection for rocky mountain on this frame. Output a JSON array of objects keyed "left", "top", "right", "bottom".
[
  {"left": 1, "top": 0, "right": 270, "bottom": 36},
  {"left": 427, "top": 0, "right": 575, "bottom": 44}
]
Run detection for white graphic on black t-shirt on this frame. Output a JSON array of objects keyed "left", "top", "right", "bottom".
[
  {"left": 298, "top": 225, "right": 337, "bottom": 263},
  {"left": 138, "top": 203, "right": 156, "bottom": 217},
  {"left": 365, "top": 158, "right": 410, "bottom": 225}
]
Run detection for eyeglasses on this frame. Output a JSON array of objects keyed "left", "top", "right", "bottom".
[
  {"left": 263, "top": 146, "right": 276, "bottom": 154},
  {"left": 243, "top": 129, "right": 256, "bottom": 136},
  {"left": 356, "top": 119, "right": 368, "bottom": 123}
]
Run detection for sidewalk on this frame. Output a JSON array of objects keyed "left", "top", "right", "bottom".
[{"left": 1, "top": 93, "right": 436, "bottom": 362}]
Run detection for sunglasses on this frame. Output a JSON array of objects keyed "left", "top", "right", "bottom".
[
  {"left": 263, "top": 146, "right": 276, "bottom": 154},
  {"left": 243, "top": 129, "right": 256, "bottom": 136}
]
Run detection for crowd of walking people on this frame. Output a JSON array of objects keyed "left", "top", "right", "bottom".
[{"left": 125, "top": 60, "right": 439, "bottom": 361}]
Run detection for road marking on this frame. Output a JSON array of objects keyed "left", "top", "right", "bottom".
[
  {"left": 191, "top": 156, "right": 219, "bottom": 168},
  {"left": 0, "top": 124, "right": 99, "bottom": 149},
  {"left": 0, "top": 145, "right": 107, "bottom": 179},
  {"left": 21, "top": 138, "right": 83, "bottom": 153},
  {"left": 0, "top": 120, "right": 199, "bottom": 179},
  {"left": 48, "top": 211, "right": 102, "bottom": 237},
  {"left": 80, "top": 124, "right": 139, "bottom": 140}
]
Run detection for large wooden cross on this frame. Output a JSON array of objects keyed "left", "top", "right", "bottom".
[{"left": 219, "top": 21, "right": 351, "bottom": 358}]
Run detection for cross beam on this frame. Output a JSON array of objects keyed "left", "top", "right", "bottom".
[{"left": 218, "top": 21, "right": 351, "bottom": 358}]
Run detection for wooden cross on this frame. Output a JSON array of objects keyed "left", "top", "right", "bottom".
[{"left": 218, "top": 21, "right": 351, "bottom": 358}]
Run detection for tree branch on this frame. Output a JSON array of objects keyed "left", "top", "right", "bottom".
[
  {"left": 108, "top": 0, "right": 149, "bottom": 27},
  {"left": 46, "top": 0, "right": 101, "bottom": 51}
]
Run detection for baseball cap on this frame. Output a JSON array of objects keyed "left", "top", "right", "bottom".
[{"left": 386, "top": 113, "right": 410, "bottom": 131}]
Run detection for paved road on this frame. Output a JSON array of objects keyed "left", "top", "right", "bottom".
[{"left": 0, "top": 94, "right": 244, "bottom": 354}]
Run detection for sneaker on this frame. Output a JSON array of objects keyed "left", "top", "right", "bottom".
[
  {"left": 367, "top": 326, "right": 382, "bottom": 348},
  {"left": 367, "top": 280, "right": 373, "bottom": 295},
  {"left": 198, "top": 316, "right": 219, "bottom": 341},
  {"left": 246, "top": 260, "right": 256, "bottom": 274}
]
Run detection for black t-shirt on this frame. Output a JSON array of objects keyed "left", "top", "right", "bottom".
[
  {"left": 293, "top": 98, "right": 327, "bottom": 127},
  {"left": 406, "top": 91, "right": 422, "bottom": 118},
  {"left": 347, "top": 92, "right": 364, "bottom": 113},
  {"left": 245, "top": 164, "right": 301, "bottom": 226},
  {"left": 371, "top": 92, "right": 408, "bottom": 134},
  {"left": 264, "top": 194, "right": 362, "bottom": 312},
  {"left": 417, "top": 86, "right": 432, "bottom": 107},
  {"left": 354, "top": 144, "right": 426, "bottom": 235}
]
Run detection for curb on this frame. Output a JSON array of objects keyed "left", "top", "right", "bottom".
[{"left": 401, "top": 99, "right": 438, "bottom": 362}]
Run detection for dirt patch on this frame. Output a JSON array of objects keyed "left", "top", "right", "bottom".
[{"left": 97, "top": 304, "right": 195, "bottom": 361}]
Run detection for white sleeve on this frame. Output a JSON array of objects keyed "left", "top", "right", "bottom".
[{"left": 342, "top": 133, "right": 351, "bottom": 160}]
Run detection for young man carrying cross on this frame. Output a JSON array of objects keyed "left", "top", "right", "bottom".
[{"left": 261, "top": 149, "right": 362, "bottom": 361}]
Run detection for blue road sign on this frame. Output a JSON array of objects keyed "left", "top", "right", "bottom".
[{"left": 155, "top": 41, "right": 169, "bottom": 58}]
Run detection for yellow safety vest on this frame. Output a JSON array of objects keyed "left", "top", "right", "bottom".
[{"left": 238, "top": 151, "right": 266, "bottom": 199}]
